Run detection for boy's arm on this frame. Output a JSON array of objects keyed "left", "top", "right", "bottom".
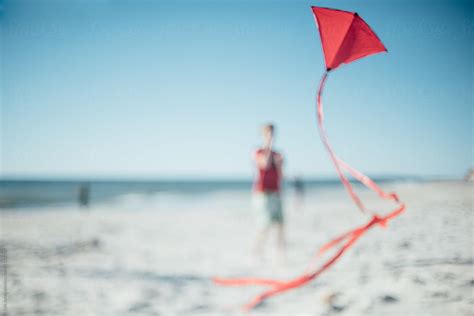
[
  {"left": 275, "top": 153, "right": 283, "bottom": 179},
  {"left": 255, "top": 138, "right": 274, "bottom": 170},
  {"left": 255, "top": 149, "right": 273, "bottom": 170}
]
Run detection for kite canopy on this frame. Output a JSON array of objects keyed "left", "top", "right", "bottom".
[{"left": 311, "top": 6, "right": 387, "bottom": 71}]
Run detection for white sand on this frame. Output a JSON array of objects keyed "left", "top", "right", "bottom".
[{"left": 1, "top": 181, "right": 473, "bottom": 315}]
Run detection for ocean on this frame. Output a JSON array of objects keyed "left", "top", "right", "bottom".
[{"left": 0, "top": 177, "right": 413, "bottom": 209}]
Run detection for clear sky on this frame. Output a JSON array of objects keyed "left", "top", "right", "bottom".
[{"left": 1, "top": 0, "right": 472, "bottom": 179}]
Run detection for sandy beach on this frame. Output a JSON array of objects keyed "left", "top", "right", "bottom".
[
  {"left": 2, "top": 0, "right": 472, "bottom": 315},
  {"left": 1, "top": 180, "right": 472, "bottom": 315}
]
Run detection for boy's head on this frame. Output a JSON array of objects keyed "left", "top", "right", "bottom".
[{"left": 262, "top": 123, "right": 275, "bottom": 146}]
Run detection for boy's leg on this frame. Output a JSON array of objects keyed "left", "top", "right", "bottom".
[
  {"left": 253, "top": 226, "right": 270, "bottom": 258},
  {"left": 276, "top": 222, "right": 285, "bottom": 255},
  {"left": 272, "top": 193, "right": 285, "bottom": 257}
]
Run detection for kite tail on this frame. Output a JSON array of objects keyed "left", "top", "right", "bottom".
[
  {"left": 336, "top": 158, "right": 400, "bottom": 201},
  {"left": 314, "top": 71, "right": 406, "bottom": 256},
  {"left": 316, "top": 72, "right": 366, "bottom": 213},
  {"left": 214, "top": 209, "right": 404, "bottom": 310},
  {"left": 316, "top": 72, "right": 403, "bottom": 209},
  {"left": 212, "top": 71, "right": 406, "bottom": 310},
  {"left": 212, "top": 277, "right": 285, "bottom": 287}
]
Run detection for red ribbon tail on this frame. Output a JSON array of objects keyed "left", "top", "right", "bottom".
[
  {"left": 212, "top": 71, "right": 407, "bottom": 310},
  {"left": 316, "top": 72, "right": 367, "bottom": 213},
  {"left": 317, "top": 230, "right": 353, "bottom": 256},
  {"left": 212, "top": 277, "right": 285, "bottom": 287},
  {"left": 244, "top": 227, "right": 366, "bottom": 309}
]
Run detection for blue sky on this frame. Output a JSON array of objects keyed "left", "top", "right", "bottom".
[{"left": 1, "top": 0, "right": 472, "bottom": 179}]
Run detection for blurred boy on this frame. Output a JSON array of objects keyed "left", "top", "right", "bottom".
[{"left": 252, "top": 123, "right": 285, "bottom": 258}]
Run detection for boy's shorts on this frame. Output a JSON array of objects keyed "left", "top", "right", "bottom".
[{"left": 253, "top": 191, "right": 284, "bottom": 228}]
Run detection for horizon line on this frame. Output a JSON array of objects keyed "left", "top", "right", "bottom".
[{"left": 0, "top": 173, "right": 462, "bottom": 182}]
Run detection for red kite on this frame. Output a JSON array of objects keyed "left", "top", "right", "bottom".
[
  {"left": 213, "top": 6, "right": 405, "bottom": 310},
  {"left": 312, "top": 6, "right": 387, "bottom": 71}
]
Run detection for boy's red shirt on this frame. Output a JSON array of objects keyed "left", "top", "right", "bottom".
[{"left": 253, "top": 149, "right": 282, "bottom": 193}]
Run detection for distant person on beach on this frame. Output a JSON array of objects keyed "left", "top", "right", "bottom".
[
  {"left": 78, "top": 183, "right": 90, "bottom": 208},
  {"left": 464, "top": 168, "right": 474, "bottom": 181},
  {"left": 293, "top": 176, "right": 305, "bottom": 210},
  {"left": 252, "top": 123, "right": 285, "bottom": 258}
]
